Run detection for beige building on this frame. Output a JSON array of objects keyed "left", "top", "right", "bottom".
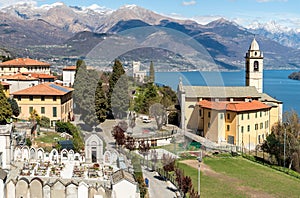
[
  {"left": 12, "top": 82, "right": 73, "bottom": 127},
  {"left": 0, "top": 58, "right": 51, "bottom": 76},
  {"left": 178, "top": 38, "right": 282, "bottom": 150}
]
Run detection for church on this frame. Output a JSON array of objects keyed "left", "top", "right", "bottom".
[{"left": 178, "top": 38, "right": 282, "bottom": 150}]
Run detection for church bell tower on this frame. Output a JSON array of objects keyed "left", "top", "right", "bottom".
[{"left": 245, "top": 38, "right": 263, "bottom": 93}]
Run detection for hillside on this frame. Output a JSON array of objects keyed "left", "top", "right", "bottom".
[{"left": 1, "top": 3, "right": 300, "bottom": 71}]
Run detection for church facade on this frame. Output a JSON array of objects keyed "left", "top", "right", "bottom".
[{"left": 178, "top": 38, "right": 283, "bottom": 150}]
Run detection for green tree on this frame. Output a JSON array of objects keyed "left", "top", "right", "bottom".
[
  {"left": 149, "top": 61, "right": 155, "bottom": 83},
  {"left": 28, "top": 109, "right": 40, "bottom": 124},
  {"left": 262, "top": 110, "right": 300, "bottom": 171},
  {"left": 111, "top": 75, "right": 130, "bottom": 119},
  {"left": 0, "top": 83, "right": 12, "bottom": 124},
  {"left": 75, "top": 59, "right": 86, "bottom": 79},
  {"left": 7, "top": 98, "right": 20, "bottom": 117},
  {"left": 39, "top": 116, "right": 50, "bottom": 128},
  {"left": 108, "top": 60, "right": 125, "bottom": 114},
  {"left": 95, "top": 79, "right": 107, "bottom": 123}
]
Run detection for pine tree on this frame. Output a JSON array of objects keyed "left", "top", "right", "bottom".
[
  {"left": 149, "top": 61, "right": 155, "bottom": 83},
  {"left": 0, "top": 83, "right": 12, "bottom": 124},
  {"left": 95, "top": 79, "right": 107, "bottom": 123}
]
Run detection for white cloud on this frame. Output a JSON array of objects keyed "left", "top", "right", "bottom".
[
  {"left": 0, "top": 0, "right": 37, "bottom": 8},
  {"left": 182, "top": 0, "right": 197, "bottom": 6}
]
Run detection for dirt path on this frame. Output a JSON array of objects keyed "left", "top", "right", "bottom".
[{"left": 180, "top": 160, "right": 274, "bottom": 198}]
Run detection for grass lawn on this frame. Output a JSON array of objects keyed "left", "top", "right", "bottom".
[
  {"left": 177, "top": 157, "right": 300, "bottom": 198},
  {"left": 35, "top": 132, "right": 65, "bottom": 144}
]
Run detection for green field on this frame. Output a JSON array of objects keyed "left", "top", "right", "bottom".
[
  {"left": 35, "top": 132, "right": 65, "bottom": 144},
  {"left": 177, "top": 157, "right": 300, "bottom": 198}
]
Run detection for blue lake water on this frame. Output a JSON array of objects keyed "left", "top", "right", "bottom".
[{"left": 155, "top": 70, "right": 300, "bottom": 115}]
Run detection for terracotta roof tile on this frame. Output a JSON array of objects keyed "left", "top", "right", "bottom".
[
  {"left": 12, "top": 82, "right": 73, "bottom": 96},
  {"left": 22, "top": 73, "right": 57, "bottom": 79},
  {"left": 0, "top": 58, "right": 50, "bottom": 67},
  {"left": 63, "top": 66, "right": 76, "bottom": 71},
  {"left": 0, "top": 74, "right": 38, "bottom": 81},
  {"left": 199, "top": 100, "right": 271, "bottom": 112}
]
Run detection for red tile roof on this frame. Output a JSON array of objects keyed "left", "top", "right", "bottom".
[
  {"left": 63, "top": 66, "right": 76, "bottom": 71},
  {"left": 0, "top": 58, "right": 50, "bottom": 67},
  {"left": 198, "top": 100, "right": 271, "bottom": 112},
  {"left": 0, "top": 74, "right": 38, "bottom": 81},
  {"left": 22, "top": 73, "right": 57, "bottom": 79},
  {"left": 12, "top": 82, "right": 73, "bottom": 96}
]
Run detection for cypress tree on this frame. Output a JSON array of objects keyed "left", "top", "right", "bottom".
[
  {"left": 149, "top": 61, "right": 155, "bottom": 83},
  {"left": 0, "top": 83, "right": 12, "bottom": 124},
  {"left": 95, "top": 79, "right": 108, "bottom": 123},
  {"left": 107, "top": 60, "right": 125, "bottom": 113}
]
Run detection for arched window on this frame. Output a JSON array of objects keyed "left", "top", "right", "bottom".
[{"left": 254, "top": 61, "right": 259, "bottom": 71}]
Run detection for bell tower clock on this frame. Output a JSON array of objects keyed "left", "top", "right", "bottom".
[{"left": 245, "top": 38, "right": 263, "bottom": 93}]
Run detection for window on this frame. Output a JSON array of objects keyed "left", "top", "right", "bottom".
[
  {"left": 260, "top": 123, "right": 263, "bottom": 129},
  {"left": 255, "top": 124, "right": 258, "bottom": 130},
  {"left": 260, "top": 111, "right": 262, "bottom": 117},
  {"left": 220, "top": 113, "right": 223, "bottom": 119},
  {"left": 247, "top": 113, "right": 250, "bottom": 119},
  {"left": 53, "top": 96, "right": 57, "bottom": 101},
  {"left": 247, "top": 125, "right": 250, "bottom": 132},
  {"left": 265, "top": 121, "right": 269, "bottom": 129},
  {"left": 227, "top": 113, "right": 230, "bottom": 120},
  {"left": 17, "top": 96, "right": 21, "bottom": 101},
  {"left": 199, "top": 110, "right": 202, "bottom": 117},
  {"left": 227, "top": 125, "right": 230, "bottom": 131},
  {"left": 41, "top": 107, "right": 45, "bottom": 114},
  {"left": 262, "top": 134, "right": 264, "bottom": 140},
  {"left": 208, "top": 122, "right": 210, "bottom": 128},
  {"left": 258, "top": 135, "right": 261, "bottom": 144},
  {"left": 208, "top": 112, "right": 211, "bottom": 118},
  {"left": 53, "top": 107, "right": 57, "bottom": 117},
  {"left": 29, "top": 106, "right": 33, "bottom": 113},
  {"left": 254, "top": 61, "right": 259, "bottom": 71},
  {"left": 29, "top": 96, "right": 33, "bottom": 101},
  {"left": 241, "top": 114, "right": 244, "bottom": 120},
  {"left": 255, "top": 112, "right": 257, "bottom": 118},
  {"left": 41, "top": 96, "right": 45, "bottom": 101},
  {"left": 241, "top": 126, "right": 244, "bottom": 133},
  {"left": 9, "top": 67, "right": 11, "bottom": 71}
]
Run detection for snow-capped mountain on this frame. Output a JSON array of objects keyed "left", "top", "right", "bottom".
[
  {"left": 1, "top": 2, "right": 300, "bottom": 70},
  {"left": 248, "top": 21, "right": 300, "bottom": 49}
]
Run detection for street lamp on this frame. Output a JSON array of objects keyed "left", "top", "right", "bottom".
[{"left": 197, "top": 150, "right": 202, "bottom": 196}]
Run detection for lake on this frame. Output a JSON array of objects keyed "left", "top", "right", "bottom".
[{"left": 155, "top": 70, "right": 300, "bottom": 115}]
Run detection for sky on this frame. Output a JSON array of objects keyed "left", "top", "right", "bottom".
[{"left": 1, "top": 0, "right": 300, "bottom": 29}]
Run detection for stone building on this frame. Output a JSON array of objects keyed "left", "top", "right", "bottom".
[{"left": 84, "top": 132, "right": 104, "bottom": 164}]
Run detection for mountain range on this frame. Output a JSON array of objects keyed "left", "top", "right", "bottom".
[{"left": 0, "top": 2, "right": 300, "bottom": 71}]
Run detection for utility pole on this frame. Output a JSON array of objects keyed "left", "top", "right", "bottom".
[
  {"left": 284, "top": 127, "right": 286, "bottom": 168},
  {"left": 197, "top": 150, "right": 202, "bottom": 196}
]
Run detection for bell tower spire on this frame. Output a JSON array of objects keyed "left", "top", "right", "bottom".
[{"left": 245, "top": 37, "right": 263, "bottom": 93}]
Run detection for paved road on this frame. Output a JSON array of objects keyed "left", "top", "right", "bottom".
[{"left": 142, "top": 166, "right": 178, "bottom": 198}]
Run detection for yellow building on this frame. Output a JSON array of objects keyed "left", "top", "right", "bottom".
[
  {"left": 197, "top": 100, "right": 271, "bottom": 150},
  {"left": 0, "top": 58, "right": 51, "bottom": 76},
  {"left": 1, "top": 81, "right": 10, "bottom": 97},
  {"left": 177, "top": 38, "right": 283, "bottom": 150},
  {"left": 12, "top": 82, "right": 73, "bottom": 127}
]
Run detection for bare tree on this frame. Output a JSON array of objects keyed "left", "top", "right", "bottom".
[
  {"left": 138, "top": 140, "right": 150, "bottom": 166},
  {"left": 150, "top": 149, "right": 158, "bottom": 171},
  {"left": 149, "top": 103, "right": 167, "bottom": 130}
]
